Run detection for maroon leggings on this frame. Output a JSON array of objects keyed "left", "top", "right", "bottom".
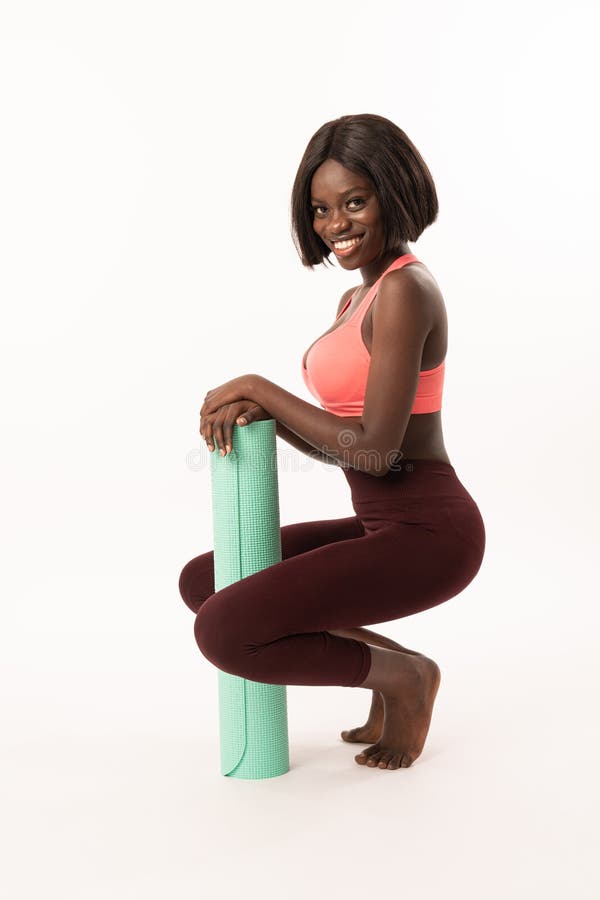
[{"left": 178, "top": 459, "right": 486, "bottom": 688}]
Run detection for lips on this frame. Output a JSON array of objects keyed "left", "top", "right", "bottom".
[{"left": 331, "top": 234, "right": 365, "bottom": 256}]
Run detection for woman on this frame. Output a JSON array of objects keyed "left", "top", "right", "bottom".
[{"left": 179, "top": 113, "right": 486, "bottom": 771}]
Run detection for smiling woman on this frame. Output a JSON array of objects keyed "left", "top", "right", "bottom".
[
  {"left": 310, "top": 182, "right": 373, "bottom": 259},
  {"left": 291, "top": 113, "right": 438, "bottom": 268},
  {"left": 180, "top": 113, "right": 486, "bottom": 773},
  {"left": 295, "top": 143, "right": 450, "bottom": 465}
]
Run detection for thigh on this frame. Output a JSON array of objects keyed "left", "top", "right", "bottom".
[
  {"left": 194, "top": 519, "right": 482, "bottom": 650},
  {"left": 178, "top": 514, "right": 365, "bottom": 613}
]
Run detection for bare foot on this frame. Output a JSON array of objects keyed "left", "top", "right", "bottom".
[
  {"left": 354, "top": 654, "right": 441, "bottom": 770},
  {"left": 335, "top": 630, "right": 423, "bottom": 745},
  {"left": 341, "top": 687, "right": 385, "bottom": 744}
]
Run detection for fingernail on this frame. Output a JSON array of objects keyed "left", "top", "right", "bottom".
[{"left": 220, "top": 448, "right": 225, "bottom": 456}]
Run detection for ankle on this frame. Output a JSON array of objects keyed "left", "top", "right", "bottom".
[{"left": 358, "top": 645, "right": 421, "bottom": 693}]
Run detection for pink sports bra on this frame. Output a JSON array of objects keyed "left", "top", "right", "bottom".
[{"left": 301, "top": 253, "right": 445, "bottom": 417}]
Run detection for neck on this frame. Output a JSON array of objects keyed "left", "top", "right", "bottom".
[{"left": 358, "top": 245, "right": 412, "bottom": 289}]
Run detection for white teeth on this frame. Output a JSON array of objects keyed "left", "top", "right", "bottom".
[{"left": 333, "top": 236, "right": 362, "bottom": 249}]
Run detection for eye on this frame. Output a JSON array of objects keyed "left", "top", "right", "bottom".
[{"left": 311, "top": 197, "right": 365, "bottom": 217}]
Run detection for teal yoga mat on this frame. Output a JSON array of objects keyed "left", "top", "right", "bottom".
[{"left": 209, "top": 418, "right": 290, "bottom": 779}]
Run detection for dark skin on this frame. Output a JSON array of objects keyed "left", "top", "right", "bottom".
[
  {"left": 200, "top": 162, "right": 450, "bottom": 471},
  {"left": 198, "top": 158, "right": 446, "bottom": 770},
  {"left": 306, "top": 159, "right": 451, "bottom": 466}
]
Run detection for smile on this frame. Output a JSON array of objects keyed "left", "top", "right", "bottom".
[{"left": 331, "top": 234, "right": 364, "bottom": 256}]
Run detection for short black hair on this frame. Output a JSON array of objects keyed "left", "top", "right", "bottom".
[{"left": 290, "top": 113, "right": 439, "bottom": 269}]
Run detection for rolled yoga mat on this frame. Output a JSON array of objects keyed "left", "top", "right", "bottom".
[{"left": 209, "top": 418, "right": 290, "bottom": 779}]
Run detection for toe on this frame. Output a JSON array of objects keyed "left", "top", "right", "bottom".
[
  {"left": 388, "top": 755, "right": 402, "bottom": 769},
  {"left": 362, "top": 743, "right": 380, "bottom": 758},
  {"left": 342, "top": 728, "right": 361, "bottom": 742},
  {"left": 355, "top": 743, "right": 380, "bottom": 766},
  {"left": 378, "top": 752, "right": 394, "bottom": 768},
  {"left": 367, "top": 750, "right": 383, "bottom": 766}
]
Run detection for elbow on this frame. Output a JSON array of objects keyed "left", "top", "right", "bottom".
[
  {"left": 354, "top": 441, "right": 396, "bottom": 477},
  {"left": 371, "top": 466, "right": 390, "bottom": 478},
  {"left": 369, "top": 446, "right": 405, "bottom": 478},
  {"left": 370, "top": 463, "right": 390, "bottom": 477},
  {"left": 356, "top": 426, "right": 405, "bottom": 477},
  {"left": 367, "top": 455, "right": 388, "bottom": 477}
]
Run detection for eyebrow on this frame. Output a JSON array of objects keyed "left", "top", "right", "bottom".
[{"left": 310, "top": 185, "right": 369, "bottom": 204}]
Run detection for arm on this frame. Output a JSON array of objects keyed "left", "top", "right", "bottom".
[
  {"left": 252, "top": 272, "right": 432, "bottom": 477},
  {"left": 358, "top": 269, "right": 433, "bottom": 475},
  {"left": 275, "top": 421, "right": 341, "bottom": 466},
  {"left": 252, "top": 379, "right": 371, "bottom": 473}
]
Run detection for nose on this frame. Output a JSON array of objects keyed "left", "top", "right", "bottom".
[{"left": 330, "top": 211, "right": 352, "bottom": 235}]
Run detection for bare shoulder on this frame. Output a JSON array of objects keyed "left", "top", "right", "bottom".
[
  {"left": 378, "top": 262, "right": 445, "bottom": 320},
  {"left": 384, "top": 260, "right": 443, "bottom": 297}
]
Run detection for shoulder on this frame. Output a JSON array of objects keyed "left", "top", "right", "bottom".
[{"left": 373, "top": 264, "right": 436, "bottom": 333}]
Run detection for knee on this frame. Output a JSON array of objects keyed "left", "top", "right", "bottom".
[
  {"left": 178, "top": 555, "right": 213, "bottom": 614},
  {"left": 178, "top": 561, "right": 197, "bottom": 613},
  {"left": 194, "top": 599, "right": 252, "bottom": 679}
]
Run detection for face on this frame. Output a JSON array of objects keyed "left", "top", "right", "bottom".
[{"left": 309, "top": 158, "right": 387, "bottom": 267}]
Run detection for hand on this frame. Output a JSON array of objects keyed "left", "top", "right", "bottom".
[
  {"left": 200, "top": 400, "right": 272, "bottom": 457},
  {"left": 200, "top": 375, "right": 257, "bottom": 418}
]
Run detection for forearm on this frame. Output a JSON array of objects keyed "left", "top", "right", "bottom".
[
  {"left": 252, "top": 375, "right": 379, "bottom": 475},
  {"left": 275, "top": 420, "right": 341, "bottom": 467}
]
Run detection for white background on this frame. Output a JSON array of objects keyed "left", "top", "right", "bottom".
[{"left": 1, "top": 0, "right": 599, "bottom": 897}]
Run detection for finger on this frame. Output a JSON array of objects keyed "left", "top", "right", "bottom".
[
  {"left": 236, "top": 407, "right": 252, "bottom": 425},
  {"left": 222, "top": 407, "right": 240, "bottom": 454},
  {"left": 200, "top": 414, "right": 215, "bottom": 451},
  {"left": 240, "top": 407, "right": 263, "bottom": 425},
  {"left": 212, "top": 414, "right": 225, "bottom": 456},
  {"left": 211, "top": 405, "right": 239, "bottom": 456},
  {"left": 236, "top": 403, "right": 259, "bottom": 425}
]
